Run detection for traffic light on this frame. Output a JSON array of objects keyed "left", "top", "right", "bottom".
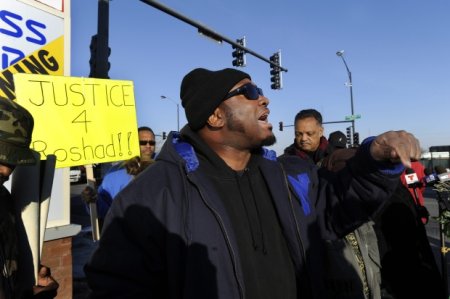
[
  {"left": 89, "top": 34, "right": 111, "bottom": 78},
  {"left": 346, "top": 126, "right": 352, "bottom": 146},
  {"left": 231, "top": 37, "right": 246, "bottom": 67},
  {"left": 270, "top": 51, "right": 282, "bottom": 90},
  {"left": 106, "top": 46, "right": 111, "bottom": 73},
  {"left": 353, "top": 132, "right": 359, "bottom": 146},
  {"left": 89, "top": 35, "right": 98, "bottom": 77},
  {"left": 162, "top": 131, "right": 167, "bottom": 140},
  {"left": 279, "top": 121, "right": 283, "bottom": 131}
]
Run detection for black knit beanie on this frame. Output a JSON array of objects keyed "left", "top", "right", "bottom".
[{"left": 180, "top": 68, "right": 250, "bottom": 131}]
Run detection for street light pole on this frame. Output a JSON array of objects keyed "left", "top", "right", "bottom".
[
  {"left": 336, "top": 50, "right": 355, "bottom": 141},
  {"left": 161, "top": 95, "right": 180, "bottom": 131}
]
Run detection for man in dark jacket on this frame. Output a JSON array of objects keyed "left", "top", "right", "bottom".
[
  {"left": 85, "top": 68, "right": 420, "bottom": 299},
  {"left": 282, "top": 110, "right": 381, "bottom": 299}
]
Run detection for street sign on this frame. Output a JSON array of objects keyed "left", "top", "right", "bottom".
[{"left": 345, "top": 114, "right": 361, "bottom": 121}]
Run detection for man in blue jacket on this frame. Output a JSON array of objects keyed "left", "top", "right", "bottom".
[
  {"left": 82, "top": 126, "right": 156, "bottom": 224},
  {"left": 85, "top": 68, "right": 420, "bottom": 299}
]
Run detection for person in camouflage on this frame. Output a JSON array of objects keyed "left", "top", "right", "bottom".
[{"left": 0, "top": 97, "right": 59, "bottom": 299}]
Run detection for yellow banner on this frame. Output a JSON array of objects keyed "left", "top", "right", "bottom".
[
  {"left": 14, "top": 73, "right": 140, "bottom": 168},
  {"left": 0, "top": 36, "right": 64, "bottom": 101}
]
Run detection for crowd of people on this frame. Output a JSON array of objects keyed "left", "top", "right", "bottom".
[
  {"left": 0, "top": 66, "right": 447, "bottom": 299},
  {"left": 82, "top": 67, "right": 442, "bottom": 299}
]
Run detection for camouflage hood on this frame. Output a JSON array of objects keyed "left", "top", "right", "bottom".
[{"left": 0, "top": 98, "right": 36, "bottom": 165}]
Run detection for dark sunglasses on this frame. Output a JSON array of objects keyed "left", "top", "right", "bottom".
[
  {"left": 223, "top": 83, "right": 264, "bottom": 101},
  {"left": 139, "top": 140, "right": 156, "bottom": 146}
]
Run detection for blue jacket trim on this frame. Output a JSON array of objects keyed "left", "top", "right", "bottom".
[
  {"left": 287, "top": 173, "right": 311, "bottom": 216},
  {"left": 261, "top": 148, "right": 277, "bottom": 161},
  {"left": 361, "top": 136, "right": 405, "bottom": 175},
  {"left": 171, "top": 131, "right": 277, "bottom": 173},
  {"left": 172, "top": 133, "right": 200, "bottom": 173}
]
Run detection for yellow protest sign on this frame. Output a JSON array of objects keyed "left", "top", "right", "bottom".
[
  {"left": 14, "top": 73, "right": 140, "bottom": 168},
  {"left": 0, "top": 36, "right": 65, "bottom": 101}
]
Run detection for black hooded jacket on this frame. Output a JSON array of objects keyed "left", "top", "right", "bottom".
[{"left": 85, "top": 128, "right": 403, "bottom": 299}]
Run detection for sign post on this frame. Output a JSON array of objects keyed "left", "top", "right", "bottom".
[{"left": 345, "top": 114, "right": 361, "bottom": 121}]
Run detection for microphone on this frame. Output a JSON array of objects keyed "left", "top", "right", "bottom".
[
  {"left": 404, "top": 168, "right": 422, "bottom": 188},
  {"left": 432, "top": 165, "right": 450, "bottom": 214},
  {"left": 435, "top": 166, "right": 450, "bottom": 183},
  {"left": 404, "top": 167, "right": 430, "bottom": 223},
  {"left": 424, "top": 168, "right": 439, "bottom": 186}
]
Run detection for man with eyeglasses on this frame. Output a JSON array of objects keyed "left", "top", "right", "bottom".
[
  {"left": 137, "top": 126, "right": 156, "bottom": 160},
  {"left": 85, "top": 67, "right": 421, "bottom": 299},
  {"left": 81, "top": 126, "right": 156, "bottom": 226}
]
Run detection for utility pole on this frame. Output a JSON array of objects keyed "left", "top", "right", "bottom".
[
  {"left": 336, "top": 50, "right": 355, "bottom": 139},
  {"left": 160, "top": 95, "right": 180, "bottom": 131}
]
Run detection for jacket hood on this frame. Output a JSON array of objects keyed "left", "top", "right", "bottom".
[{"left": 155, "top": 125, "right": 277, "bottom": 174}]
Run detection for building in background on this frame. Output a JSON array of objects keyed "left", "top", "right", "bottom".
[{"left": 1, "top": 1, "right": 77, "bottom": 298}]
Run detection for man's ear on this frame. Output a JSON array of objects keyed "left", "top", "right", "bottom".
[
  {"left": 206, "top": 107, "right": 225, "bottom": 128},
  {"left": 319, "top": 126, "right": 324, "bottom": 137}
]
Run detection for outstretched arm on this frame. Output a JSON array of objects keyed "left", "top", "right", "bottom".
[{"left": 319, "top": 130, "right": 421, "bottom": 237}]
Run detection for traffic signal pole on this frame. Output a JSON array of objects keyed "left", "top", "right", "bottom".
[
  {"left": 87, "top": 0, "right": 111, "bottom": 242},
  {"left": 139, "top": 0, "right": 287, "bottom": 73},
  {"left": 89, "top": 0, "right": 110, "bottom": 79}
]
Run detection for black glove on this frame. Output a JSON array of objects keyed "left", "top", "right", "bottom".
[{"left": 81, "top": 186, "right": 97, "bottom": 204}]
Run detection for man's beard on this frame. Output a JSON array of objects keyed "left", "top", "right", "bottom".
[
  {"left": 261, "top": 134, "right": 276, "bottom": 147},
  {"left": 225, "top": 108, "right": 276, "bottom": 147}
]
